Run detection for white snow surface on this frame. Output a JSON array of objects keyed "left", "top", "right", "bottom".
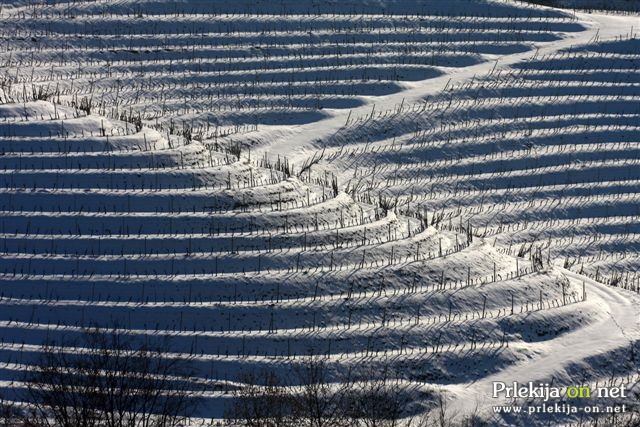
[{"left": 0, "top": 0, "right": 639, "bottom": 424}]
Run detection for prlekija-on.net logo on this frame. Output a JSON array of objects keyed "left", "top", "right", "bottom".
[{"left": 492, "top": 381, "right": 629, "bottom": 416}]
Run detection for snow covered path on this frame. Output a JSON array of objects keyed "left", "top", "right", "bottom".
[{"left": 445, "top": 267, "right": 640, "bottom": 421}]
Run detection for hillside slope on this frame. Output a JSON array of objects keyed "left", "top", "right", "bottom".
[{"left": 0, "top": 0, "right": 639, "bottom": 425}]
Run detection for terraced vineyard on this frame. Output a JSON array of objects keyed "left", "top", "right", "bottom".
[
  {"left": 327, "top": 35, "right": 640, "bottom": 290},
  {"left": 0, "top": 0, "right": 584, "bottom": 128},
  {"left": 0, "top": 0, "right": 639, "bottom": 425}
]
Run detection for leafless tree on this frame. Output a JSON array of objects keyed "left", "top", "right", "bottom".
[
  {"left": 290, "top": 359, "right": 351, "bottom": 427},
  {"left": 343, "top": 366, "right": 405, "bottom": 427},
  {"left": 228, "top": 360, "right": 418, "bottom": 427},
  {"left": 225, "top": 369, "right": 294, "bottom": 427},
  {"left": 0, "top": 395, "right": 20, "bottom": 427},
  {"left": 9, "top": 327, "right": 198, "bottom": 427}
]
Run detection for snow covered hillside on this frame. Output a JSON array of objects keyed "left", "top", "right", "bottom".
[{"left": 0, "top": 0, "right": 639, "bottom": 425}]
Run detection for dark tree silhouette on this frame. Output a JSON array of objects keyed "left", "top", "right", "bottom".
[{"left": 4, "top": 327, "right": 198, "bottom": 427}]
